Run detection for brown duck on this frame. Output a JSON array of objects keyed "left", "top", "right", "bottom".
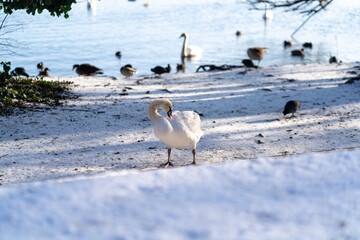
[
  {"left": 73, "top": 64, "right": 103, "bottom": 76},
  {"left": 38, "top": 67, "right": 50, "bottom": 77},
  {"left": 120, "top": 64, "right": 137, "bottom": 78},
  {"left": 247, "top": 47, "right": 266, "bottom": 66}
]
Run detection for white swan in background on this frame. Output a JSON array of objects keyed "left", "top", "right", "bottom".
[
  {"left": 179, "top": 33, "right": 203, "bottom": 59},
  {"left": 87, "top": 0, "right": 97, "bottom": 10},
  {"left": 263, "top": 3, "right": 273, "bottom": 20},
  {"left": 148, "top": 99, "right": 204, "bottom": 167}
]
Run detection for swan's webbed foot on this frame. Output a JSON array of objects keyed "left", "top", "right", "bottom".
[{"left": 159, "top": 161, "right": 173, "bottom": 168}]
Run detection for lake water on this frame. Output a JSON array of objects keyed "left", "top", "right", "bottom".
[{"left": 3, "top": 0, "right": 360, "bottom": 77}]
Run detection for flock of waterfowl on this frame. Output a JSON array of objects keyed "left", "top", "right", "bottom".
[{"left": 10, "top": 26, "right": 337, "bottom": 79}]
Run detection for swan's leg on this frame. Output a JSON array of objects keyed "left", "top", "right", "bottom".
[
  {"left": 166, "top": 148, "right": 174, "bottom": 167},
  {"left": 192, "top": 149, "right": 196, "bottom": 165},
  {"left": 159, "top": 148, "right": 173, "bottom": 168}
]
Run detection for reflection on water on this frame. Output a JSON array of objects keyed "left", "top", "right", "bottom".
[{"left": 3, "top": 0, "right": 360, "bottom": 77}]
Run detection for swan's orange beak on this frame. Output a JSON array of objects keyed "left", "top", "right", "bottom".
[{"left": 167, "top": 108, "right": 173, "bottom": 119}]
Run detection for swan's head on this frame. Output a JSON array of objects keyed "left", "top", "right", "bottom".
[
  {"left": 156, "top": 99, "right": 173, "bottom": 119},
  {"left": 160, "top": 99, "right": 173, "bottom": 119},
  {"left": 72, "top": 64, "right": 79, "bottom": 70},
  {"left": 149, "top": 99, "right": 174, "bottom": 120},
  {"left": 179, "top": 32, "right": 188, "bottom": 39}
]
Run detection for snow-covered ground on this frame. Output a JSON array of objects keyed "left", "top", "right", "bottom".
[
  {"left": 1, "top": 63, "right": 359, "bottom": 185},
  {"left": 1, "top": 149, "right": 360, "bottom": 240},
  {"left": 1, "top": 62, "right": 360, "bottom": 239}
]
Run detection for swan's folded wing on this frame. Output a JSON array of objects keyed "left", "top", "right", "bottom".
[
  {"left": 173, "top": 111, "right": 204, "bottom": 138},
  {"left": 187, "top": 45, "right": 203, "bottom": 57}
]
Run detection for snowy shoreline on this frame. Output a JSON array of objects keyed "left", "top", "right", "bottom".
[
  {"left": 1, "top": 62, "right": 360, "bottom": 186},
  {"left": 1, "top": 62, "right": 360, "bottom": 239},
  {"left": 1, "top": 149, "right": 360, "bottom": 239}
]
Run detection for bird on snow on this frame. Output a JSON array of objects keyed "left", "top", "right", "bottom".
[
  {"left": 73, "top": 64, "right": 103, "bottom": 76},
  {"left": 120, "top": 64, "right": 137, "bottom": 78},
  {"left": 283, "top": 100, "right": 301, "bottom": 117},
  {"left": 151, "top": 64, "right": 171, "bottom": 75},
  {"left": 11, "top": 67, "right": 29, "bottom": 78},
  {"left": 148, "top": 99, "right": 204, "bottom": 167},
  {"left": 329, "top": 56, "right": 338, "bottom": 64},
  {"left": 242, "top": 59, "right": 257, "bottom": 69}
]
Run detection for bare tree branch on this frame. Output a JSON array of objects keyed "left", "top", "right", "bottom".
[
  {"left": 247, "top": 0, "right": 335, "bottom": 37},
  {"left": 247, "top": 0, "right": 334, "bottom": 15},
  {"left": 0, "top": 13, "right": 23, "bottom": 55}
]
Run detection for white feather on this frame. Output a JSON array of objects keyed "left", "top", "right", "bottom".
[{"left": 186, "top": 45, "right": 203, "bottom": 58}]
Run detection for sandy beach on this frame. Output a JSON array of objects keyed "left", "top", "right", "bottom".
[{"left": 1, "top": 62, "right": 360, "bottom": 185}]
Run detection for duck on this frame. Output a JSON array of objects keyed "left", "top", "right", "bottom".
[
  {"left": 37, "top": 67, "right": 50, "bottom": 77},
  {"left": 291, "top": 48, "right": 305, "bottom": 57},
  {"left": 120, "top": 64, "right": 137, "bottom": 78},
  {"left": 176, "top": 63, "right": 185, "bottom": 73},
  {"left": 242, "top": 59, "right": 257, "bottom": 69},
  {"left": 283, "top": 40, "right": 295, "bottom": 48},
  {"left": 37, "top": 62, "right": 44, "bottom": 70},
  {"left": 329, "top": 56, "right": 338, "bottom": 64},
  {"left": 179, "top": 32, "right": 203, "bottom": 59},
  {"left": 236, "top": 31, "right": 242, "bottom": 36},
  {"left": 148, "top": 99, "right": 204, "bottom": 167},
  {"left": 115, "top": 51, "right": 122, "bottom": 58},
  {"left": 283, "top": 100, "right": 301, "bottom": 117},
  {"left": 247, "top": 47, "right": 266, "bottom": 66},
  {"left": 11, "top": 67, "right": 29, "bottom": 78},
  {"left": 72, "top": 64, "right": 103, "bottom": 76},
  {"left": 151, "top": 64, "right": 171, "bottom": 75},
  {"left": 263, "top": 3, "right": 273, "bottom": 20},
  {"left": 303, "top": 42, "right": 313, "bottom": 48}
]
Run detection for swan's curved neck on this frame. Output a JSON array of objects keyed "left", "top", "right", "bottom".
[
  {"left": 148, "top": 101, "right": 162, "bottom": 122},
  {"left": 181, "top": 35, "right": 188, "bottom": 58}
]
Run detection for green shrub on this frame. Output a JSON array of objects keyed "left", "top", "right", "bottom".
[{"left": 0, "top": 62, "right": 73, "bottom": 115}]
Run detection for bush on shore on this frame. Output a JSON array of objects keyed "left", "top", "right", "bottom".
[{"left": 0, "top": 62, "right": 73, "bottom": 115}]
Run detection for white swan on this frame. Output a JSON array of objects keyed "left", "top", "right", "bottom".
[
  {"left": 148, "top": 99, "right": 204, "bottom": 167},
  {"left": 179, "top": 33, "right": 203, "bottom": 59},
  {"left": 87, "top": 0, "right": 97, "bottom": 10},
  {"left": 263, "top": 3, "right": 273, "bottom": 20}
]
